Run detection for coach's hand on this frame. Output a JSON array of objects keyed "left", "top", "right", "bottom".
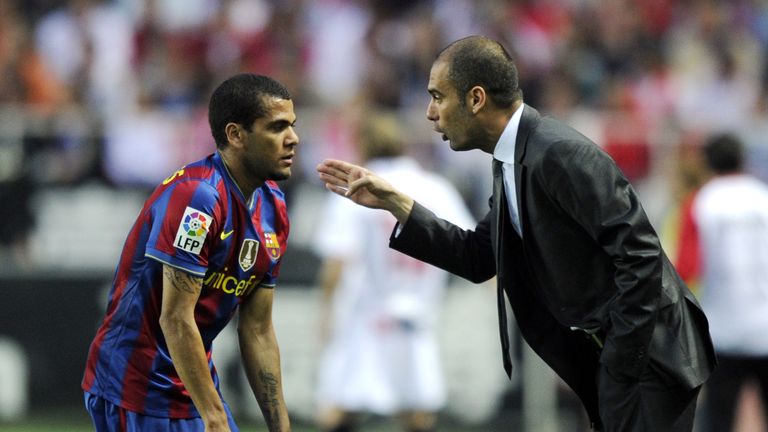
[{"left": 317, "top": 159, "right": 414, "bottom": 224}]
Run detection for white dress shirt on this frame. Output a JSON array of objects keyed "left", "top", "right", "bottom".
[{"left": 492, "top": 104, "right": 525, "bottom": 236}]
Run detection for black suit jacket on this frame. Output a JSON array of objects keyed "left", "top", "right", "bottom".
[{"left": 390, "top": 105, "right": 716, "bottom": 424}]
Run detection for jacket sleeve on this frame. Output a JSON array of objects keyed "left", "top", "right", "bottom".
[
  {"left": 541, "top": 140, "right": 663, "bottom": 380},
  {"left": 389, "top": 201, "right": 496, "bottom": 284}
]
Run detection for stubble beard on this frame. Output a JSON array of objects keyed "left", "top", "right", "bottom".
[{"left": 267, "top": 168, "right": 291, "bottom": 182}]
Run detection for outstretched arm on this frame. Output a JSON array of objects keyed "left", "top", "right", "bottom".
[
  {"left": 316, "top": 159, "right": 414, "bottom": 224},
  {"left": 319, "top": 159, "right": 496, "bottom": 283},
  {"left": 238, "top": 287, "right": 291, "bottom": 432}
]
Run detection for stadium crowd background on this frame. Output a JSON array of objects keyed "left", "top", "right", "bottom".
[{"left": 1, "top": 0, "right": 768, "bottom": 430}]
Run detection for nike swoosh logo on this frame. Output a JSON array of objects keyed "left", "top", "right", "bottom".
[{"left": 220, "top": 230, "right": 234, "bottom": 240}]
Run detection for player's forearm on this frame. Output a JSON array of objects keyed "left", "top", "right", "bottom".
[
  {"left": 239, "top": 326, "right": 291, "bottom": 432},
  {"left": 160, "top": 316, "right": 228, "bottom": 426}
]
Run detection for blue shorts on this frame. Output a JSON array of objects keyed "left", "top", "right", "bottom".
[{"left": 84, "top": 392, "right": 239, "bottom": 432}]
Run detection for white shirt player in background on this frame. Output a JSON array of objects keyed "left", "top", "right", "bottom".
[
  {"left": 690, "top": 133, "right": 768, "bottom": 432},
  {"left": 312, "top": 111, "right": 475, "bottom": 432}
]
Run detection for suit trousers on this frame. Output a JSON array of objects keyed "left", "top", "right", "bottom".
[{"left": 596, "top": 361, "right": 701, "bottom": 432}]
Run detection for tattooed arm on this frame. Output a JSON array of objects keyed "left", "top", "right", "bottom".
[
  {"left": 159, "top": 265, "right": 231, "bottom": 432},
  {"left": 238, "top": 286, "right": 291, "bottom": 431}
]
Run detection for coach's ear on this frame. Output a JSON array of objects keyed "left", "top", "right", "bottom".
[
  {"left": 467, "top": 85, "right": 487, "bottom": 115},
  {"left": 224, "top": 123, "right": 245, "bottom": 148}
]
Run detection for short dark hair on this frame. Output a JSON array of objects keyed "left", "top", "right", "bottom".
[
  {"left": 436, "top": 35, "right": 522, "bottom": 109},
  {"left": 208, "top": 73, "right": 292, "bottom": 148},
  {"left": 703, "top": 133, "right": 744, "bottom": 174}
]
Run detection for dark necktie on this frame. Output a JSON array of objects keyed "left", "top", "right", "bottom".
[{"left": 493, "top": 158, "right": 513, "bottom": 377}]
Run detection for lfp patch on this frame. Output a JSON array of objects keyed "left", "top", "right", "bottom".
[
  {"left": 264, "top": 232, "right": 281, "bottom": 259},
  {"left": 174, "top": 207, "right": 211, "bottom": 254}
]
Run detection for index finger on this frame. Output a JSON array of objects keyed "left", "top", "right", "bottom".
[{"left": 317, "top": 159, "right": 356, "bottom": 174}]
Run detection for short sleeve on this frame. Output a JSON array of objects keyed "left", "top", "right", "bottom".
[{"left": 145, "top": 180, "right": 221, "bottom": 276}]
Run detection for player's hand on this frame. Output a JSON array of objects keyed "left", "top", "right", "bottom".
[
  {"left": 204, "top": 419, "right": 231, "bottom": 432},
  {"left": 316, "top": 159, "right": 413, "bottom": 223},
  {"left": 202, "top": 411, "right": 232, "bottom": 431}
]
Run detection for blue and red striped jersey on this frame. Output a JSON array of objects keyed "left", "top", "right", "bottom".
[{"left": 82, "top": 152, "right": 289, "bottom": 418}]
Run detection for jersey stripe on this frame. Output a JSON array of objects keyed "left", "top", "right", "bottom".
[
  {"left": 120, "top": 279, "right": 163, "bottom": 412},
  {"left": 82, "top": 218, "right": 149, "bottom": 391}
]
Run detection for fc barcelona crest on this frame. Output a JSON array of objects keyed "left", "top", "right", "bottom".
[
  {"left": 264, "top": 232, "right": 281, "bottom": 259},
  {"left": 239, "top": 239, "right": 260, "bottom": 272}
]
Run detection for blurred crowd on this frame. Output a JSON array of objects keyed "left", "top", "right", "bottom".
[{"left": 2, "top": 0, "right": 768, "bottom": 265}]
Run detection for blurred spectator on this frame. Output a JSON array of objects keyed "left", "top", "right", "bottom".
[
  {"left": 101, "top": 91, "right": 187, "bottom": 187},
  {"left": 600, "top": 78, "right": 652, "bottom": 182},
  {"left": 0, "top": 0, "right": 48, "bottom": 266},
  {"left": 667, "top": 0, "right": 763, "bottom": 135},
  {"left": 34, "top": 0, "right": 136, "bottom": 119},
  {"left": 303, "top": 0, "right": 370, "bottom": 106},
  {"left": 312, "top": 110, "right": 474, "bottom": 432},
  {"left": 4, "top": 0, "right": 768, "bottom": 198},
  {"left": 0, "top": 0, "right": 68, "bottom": 111},
  {"left": 737, "top": 89, "right": 768, "bottom": 184},
  {"left": 677, "top": 133, "right": 768, "bottom": 432},
  {"left": 667, "top": 135, "right": 709, "bottom": 294}
]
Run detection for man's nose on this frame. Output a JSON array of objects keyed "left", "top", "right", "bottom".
[
  {"left": 287, "top": 127, "right": 299, "bottom": 145},
  {"left": 426, "top": 101, "right": 437, "bottom": 121}
]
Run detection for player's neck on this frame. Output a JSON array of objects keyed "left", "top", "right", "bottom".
[{"left": 219, "top": 151, "right": 264, "bottom": 199}]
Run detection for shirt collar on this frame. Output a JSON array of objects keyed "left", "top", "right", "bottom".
[
  {"left": 492, "top": 104, "right": 524, "bottom": 164},
  {"left": 215, "top": 150, "right": 255, "bottom": 206}
]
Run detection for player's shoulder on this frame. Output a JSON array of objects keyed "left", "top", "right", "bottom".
[
  {"left": 159, "top": 155, "right": 221, "bottom": 192},
  {"left": 144, "top": 155, "right": 224, "bottom": 210}
]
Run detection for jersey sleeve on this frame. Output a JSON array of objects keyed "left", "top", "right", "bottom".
[
  {"left": 259, "top": 261, "right": 280, "bottom": 288},
  {"left": 145, "top": 179, "right": 221, "bottom": 277},
  {"left": 256, "top": 184, "right": 290, "bottom": 288},
  {"left": 257, "top": 233, "right": 286, "bottom": 288}
]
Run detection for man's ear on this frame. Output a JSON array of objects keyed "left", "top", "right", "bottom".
[
  {"left": 467, "top": 86, "right": 486, "bottom": 114},
  {"left": 224, "top": 123, "right": 244, "bottom": 148}
]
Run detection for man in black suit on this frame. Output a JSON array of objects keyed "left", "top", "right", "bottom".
[{"left": 316, "top": 35, "right": 716, "bottom": 431}]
